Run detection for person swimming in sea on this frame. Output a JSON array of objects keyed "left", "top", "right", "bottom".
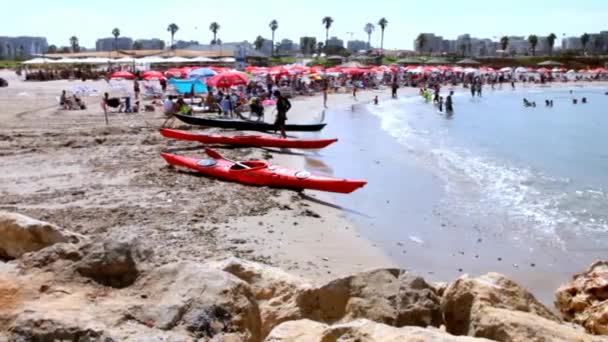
[
  {"left": 445, "top": 91, "right": 454, "bottom": 113},
  {"left": 582, "top": 97, "right": 587, "bottom": 104},
  {"left": 523, "top": 98, "right": 531, "bottom": 107},
  {"left": 573, "top": 98, "right": 578, "bottom": 104}
]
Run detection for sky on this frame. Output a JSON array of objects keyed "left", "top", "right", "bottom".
[{"left": 3, "top": 0, "right": 608, "bottom": 50}]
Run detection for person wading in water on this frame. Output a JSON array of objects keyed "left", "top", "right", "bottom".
[{"left": 274, "top": 90, "right": 291, "bottom": 138}]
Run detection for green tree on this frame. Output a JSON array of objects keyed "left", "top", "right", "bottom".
[
  {"left": 47, "top": 45, "right": 57, "bottom": 54},
  {"left": 546, "top": 33, "right": 557, "bottom": 56},
  {"left": 167, "top": 23, "right": 179, "bottom": 50},
  {"left": 60, "top": 46, "right": 70, "bottom": 53},
  {"left": 364, "top": 23, "right": 375, "bottom": 49},
  {"left": 254, "top": 35, "right": 264, "bottom": 51},
  {"left": 377, "top": 17, "right": 388, "bottom": 54},
  {"left": 581, "top": 33, "right": 590, "bottom": 53},
  {"left": 69, "top": 36, "right": 79, "bottom": 53},
  {"left": 209, "top": 22, "right": 220, "bottom": 45},
  {"left": 322, "top": 16, "right": 334, "bottom": 46},
  {"left": 159, "top": 40, "right": 165, "bottom": 50},
  {"left": 317, "top": 41, "right": 324, "bottom": 55},
  {"left": 592, "top": 36, "right": 603, "bottom": 55},
  {"left": 500, "top": 36, "right": 509, "bottom": 56},
  {"left": 528, "top": 34, "right": 538, "bottom": 56},
  {"left": 415, "top": 33, "right": 427, "bottom": 53},
  {"left": 269, "top": 19, "right": 278, "bottom": 57},
  {"left": 132, "top": 41, "right": 143, "bottom": 50},
  {"left": 111, "top": 28, "right": 120, "bottom": 51}
]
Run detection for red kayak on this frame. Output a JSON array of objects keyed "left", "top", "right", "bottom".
[
  {"left": 161, "top": 149, "right": 366, "bottom": 194},
  {"left": 159, "top": 128, "right": 337, "bottom": 149}
]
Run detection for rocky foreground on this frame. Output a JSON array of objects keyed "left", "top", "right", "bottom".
[{"left": 1, "top": 212, "right": 608, "bottom": 341}]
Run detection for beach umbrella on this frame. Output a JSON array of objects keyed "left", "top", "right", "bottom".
[
  {"left": 188, "top": 68, "right": 217, "bottom": 79},
  {"left": 499, "top": 67, "right": 513, "bottom": 72},
  {"left": 207, "top": 66, "right": 230, "bottom": 73},
  {"left": 205, "top": 71, "right": 250, "bottom": 88},
  {"left": 109, "top": 70, "right": 135, "bottom": 79},
  {"left": 341, "top": 67, "right": 366, "bottom": 75},
  {"left": 310, "top": 66, "right": 325, "bottom": 73},
  {"left": 566, "top": 69, "right": 577, "bottom": 74},
  {"left": 514, "top": 66, "right": 529, "bottom": 73},
  {"left": 165, "top": 68, "right": 186, "bottom": 78},
  {"left": 142, "top": 70, "right": 165, "bottom": 80},
  {"left": 463, "top": 67, "right": 479, "bottom": 74},
  {"left": 537, "top": 67, "right": 550, "bottom": 73}
]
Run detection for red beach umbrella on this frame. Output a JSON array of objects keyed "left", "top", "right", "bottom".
[
  {"left": 165, "top": 68, "right": 185, "bottom": 78},
  {"left": 206, "top": 71, "right": 250, "bottom": 88},
  {"left": 142, "top": 70, "right": 165, "bottom": 80},
  {"left": 109, "top": 70, "right": 135, "bottom": 79}
]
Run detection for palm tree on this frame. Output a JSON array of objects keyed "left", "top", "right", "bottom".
[
  {"left": 581, "top": 33, "right": 590, "bottom": 53},
  {"left": 377, "top": 18, "right": 388, "bottom": 54},
  {"left": 528, "top": 34, "right": 538, "bottom": 56},
  {"left": 322, "top": 16, "right": 334, "bottom": 46},
  {"left": 547, "top": 33, "right": 557, "bottom": 56},
  {"left": 167, "top": 23, "right": 179, "bottom": 50},
  {"left": 254, "top": 36, "right": 265, "bottom": 51},
  {"left": 415, "top": 34, "right": 427, "bottom": 53},
  {"left": 364, "top": 23, "right": 375, "bottom": 49},
  {"left": 132, "top": 41, "right": 143, "bottom": 50},
  {"left": 111, "top": 28, "right": 120, "bottom": 51},
  {"left": 500, "top": 36, "right": 509, "bottom": 56},
  {"left": 209, "top": 22, "right": 220, "bottom": 45},
  {"left": 317, "top": 42, "right": 324, "bottom": 55},
  {"left": 269, "top": 20, "right": 278, "bottom": 57},
  {"left": 47, "top": 45, "right": 57, "bottom": 54},
  {"left": 69, "top": 36, "right": 79, "bottom": 53}
]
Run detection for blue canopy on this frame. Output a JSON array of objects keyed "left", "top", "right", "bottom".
[
  {"left": 168, "top": 78, "right": 208, "bottom": 94},
  {"left": 188, "top": 68, "right": 217, "bottom": 79}
]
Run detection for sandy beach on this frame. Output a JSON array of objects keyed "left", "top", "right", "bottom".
[{"left": 0, "top": 70, "right": 396, "bottom": 284}]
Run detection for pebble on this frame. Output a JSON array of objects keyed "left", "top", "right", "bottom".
[
  {"left": 458, "top": 268, "right": 463, "bottom": 272},
  {"left": 530, "top": 263, "right": 536, "bottom": 267},
  {"left": 322, "top": 257, "right": 329, "bottom": 261},
  {"left": 497, "top": 257, "right": 502, "bottom": 261}
]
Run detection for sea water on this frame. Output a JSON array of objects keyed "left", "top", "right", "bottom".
[
  {"left": 366, "top": 85, "right": 608, "bottom": 251},
  {"left": 306, "top": 84, "right": 608, "bottom": 301}
]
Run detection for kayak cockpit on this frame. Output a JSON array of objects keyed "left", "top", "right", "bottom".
[{"left": 230, "top": 161, "right": 268, "bottom": 171}]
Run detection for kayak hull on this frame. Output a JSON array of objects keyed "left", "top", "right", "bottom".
[
  {"left": 159, "top": 128, "right": 338, "bottom": 149},
  {"left": 161, "top": 152, "right": 366, "bottom": 194},
  {"left": 174, "top": 113, "right": 326, "bottom": 132}
]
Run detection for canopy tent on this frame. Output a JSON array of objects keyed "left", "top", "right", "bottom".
[
  {"left": 537, "top": 60, "right": 564, "bottom": 66},
  {"left": 22, "top": 58, "right": 52, "bottom": 65},
  {"left": 455, "top": 58, "right": 480, "bottom": 65},
  {"left": 191, "top": 56, "right": 216, "bottom": 63},
  {"left": 168, "top": 78, "right": 208, "bottom": 94},
  {"left": 114, "top": 57, "right": 136, "bottom": 63},
  {"left": 165, "top": 56, "right": 194, "bottom": 63},
  {"left": 218, "top": 57, "right": 236, "bottom": 63},
  {"left": 137, "top": 56, "right": 168, "bottom": 64}
]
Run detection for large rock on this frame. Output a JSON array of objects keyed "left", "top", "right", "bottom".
[
  {"left": 471, "top": 307, "right": 606, "bottom": 342},
  {"left": 265, "top": 319, "right": 492, "bottom": 341},
  {"left": 297, "top": 269, "right": 442, "bottom": 327},
  {"left": 0, "top": 212, "right": 84, "bottom": 259},
  {"left": 209, "top": 257, "right": 311, "bottom": 338},
  {"left": 441, "top": 272, "right": 560, "bottom": 336},
  {"left": 127, "top": 261, "right": 261, "bottom": 341},
  {"left": 75, "top": 236, "right": 150, "bottom": 288},
  {"left": 7, "top": 309, "right": 115, "bottom": 342},
  {"left": 556, "top": 260, "right": 608, "bottom": 335}
]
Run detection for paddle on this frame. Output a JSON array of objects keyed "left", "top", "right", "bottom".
[{"left": 204, "top": 148, "right": 251, "bottom": 169}]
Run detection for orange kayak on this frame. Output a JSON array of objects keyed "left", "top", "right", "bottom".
[
  {"left": 159, "top": 128, "right": 337, "bottom": 149},
  {"left": 161, "top": 149, "right": 366, "bottom": 194}
]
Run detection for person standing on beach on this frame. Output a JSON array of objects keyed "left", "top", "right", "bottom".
[
  {"left": 470, "top": 82, "right": 476, "bottom": 97},
  {"left": 274, "top": 90, "right": 291, "bottom": 138},
  {"left": 322, "top": 78, "right": 329, "bottom": 108},
  {"left": 391, "top": 79, "right": 398, "bottom": 98},
  {"left": 476, "top": 82, "right": 482, "bottom": 97},
  {"left": 133, "top": 79, "right": 140, "bottom": 99}
]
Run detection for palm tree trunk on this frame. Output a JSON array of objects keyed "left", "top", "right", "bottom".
[
  {"left": 325, "top": 30, "right": 329, "bottom": 47},
  {"left": 381, "top": 30, "right": 384, "bottom": 53},
  {"left": 367, "top": 34, "right": 371, "bottom": 49},
  {"left": 271, "top": 31, "right": 275, "bottom": 57}
]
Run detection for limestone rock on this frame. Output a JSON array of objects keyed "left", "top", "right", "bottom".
[
  {"left": 7, "top": 309, "right": 115, "bottom": 342},
  {"left": 556, "top": 261, "right": 608, "bottom": 335},
  {"left": 297, "top": 269, "right": 442, "bottom": 327},
  {"left": 0, "top": 212, "right": 84, "bottom": 259},
  {"left": 265, "top": 318, "right": 492, "bottom": 341},
  {"left": 441, "top": 272, "right": 559, "bottom": 335},
  {"left": 209, "top": 257, "right": 312, "bottom": 338},
  {"left": 471, "top": 307, "right": 606, "bottom": 342},
  {"left": 127, "top": 261, "right": 261, "bottom": 341},
  {"left": 76, "top": 236, "right": 147, "bottom": 288}
]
